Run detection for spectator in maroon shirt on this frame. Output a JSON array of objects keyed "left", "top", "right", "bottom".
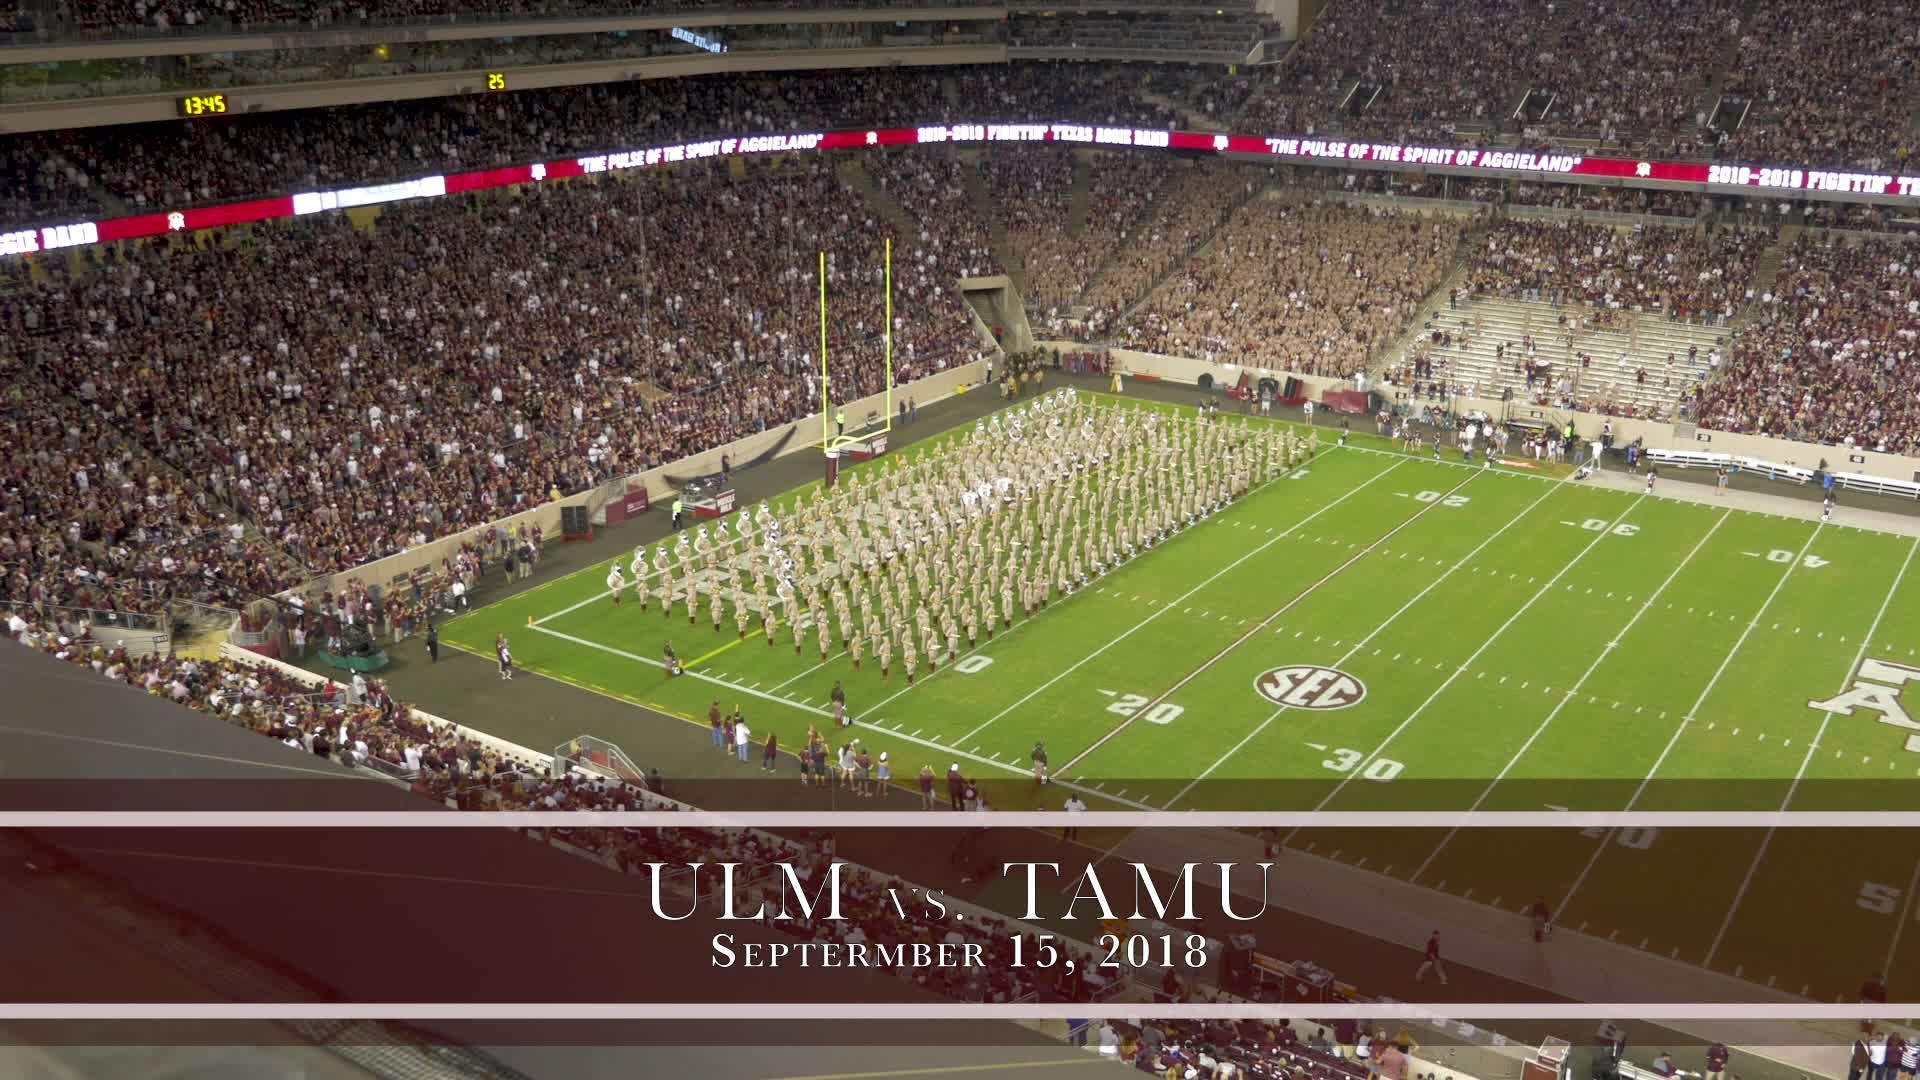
[{"left": 1705, "top": 1042, "right": 1729, "bottom": 1080}]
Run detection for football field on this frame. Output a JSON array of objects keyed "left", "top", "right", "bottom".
[{"left": 445, "top": 393, "right": 1920, "bottom": 1003}]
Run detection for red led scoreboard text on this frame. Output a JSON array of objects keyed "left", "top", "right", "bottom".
[{"left": 4, "top": 122, "right": 1916, "bottom": 259}]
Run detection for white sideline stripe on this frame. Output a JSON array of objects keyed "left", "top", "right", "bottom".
[
  {"left": 1162, "top": 471, "right": 1567, "bottom": 808},
  {"left": 1300, "top": 492, "right": 1651, "bottom": 825},
  {"left": 953, "top": 451, "right": 1404, "bottom": 748},
  {"left": 1409, "top": 507, "right": 1733, "bottom": 883},
  {"left": 6, "top": 1004, "right": 1919, "bottom": 1021},
  {"left": 12, "top": 811, "right": 1920, "bottom": 827},
  {"left": 1703, "top": 533, "right": 1920, "bottom": 967},
  {"left": 1060, "top": 463, "right": 1480, "bottom": 775},
  {"left": 524, "top": 623, "right": 1155, "bottom": 811},
  {"left": 1554, "top": 521, "right": 1826, "bottom": 928}
]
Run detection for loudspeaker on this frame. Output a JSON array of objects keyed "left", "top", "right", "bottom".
[{"left": 560, "top": 505, "right": 591, "bottom": 540}]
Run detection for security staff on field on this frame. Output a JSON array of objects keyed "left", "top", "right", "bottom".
[
  {"left": 835, "top": 408, "right": 847, "bottom": 437},
  {"left": 670, "top": 496, "right": 686, "bottom": 531}
]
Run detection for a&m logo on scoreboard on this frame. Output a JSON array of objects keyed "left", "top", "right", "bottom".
[
  {"left": 1254, "top": 666, "right": 1366, "bottom": 710},
  {"left": 1809, "top": 659, "right": 1920, "bottom": 751}
]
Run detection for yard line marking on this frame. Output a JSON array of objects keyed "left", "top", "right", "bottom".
[
  {"left": 856, "top": 445, "right": 1351, "bottom": 722},
  {"left": 1304, "top": 492, "right": 1649, "bottom": 822},
  {"left": 1556, "top": 521, "right": 1827, "bottom": 932},
  {"left": 954, "top": 455, "right": 1407, "bottom": 749},
  {"left": 1059, "top": 463, "right": 1473, "bottom": 774},
  {"left": 524, "top": 623, "right": 1154, "bottom": 810},
  {"left": 1164, "top": 476, "right": 1570, "bottom": 809},
  {"left": 1411, "top": 507, "right": 1732, "bottom": 882},
  {"left": 769, "top": 648, "right": 846, "bottom": 691},
  {"left": 1704, "top": 534, "right": 1919, "bottom": 968}
]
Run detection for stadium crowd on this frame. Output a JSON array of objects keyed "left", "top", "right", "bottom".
[
  {"left": 867, "top": 150, "right": 1001, "bottom": 280},
  {"left": 1462, "top": 219, "right": 1765, "bottom": 323},
  {"left": 1693, "top": 234, "right": 1920, "bottom": 455},
  {"left": 0, "top": 64, "right": 1183, "bottom": 232},
  {"left": 5, "top": 157, "right": 978, "bottom": 607},
  {"left": 1022, "top": 153, "right": 1180, "bottom": 313},
  {"left": 1071, "top": 162, "right": 1259, "bottom": 338},
  {"left": 1720, "top": 0, "right": 1918, "bottom": 172},
  {"left": 1118, "top": 198, "right": 1459, "bottom": 376},
  {"left": 47, "top": 0, "right": 950, "bottom": 35},
  {"left": 0, "top": 350, "right": 304, "bottom": 617},
  {"left": 1525, "top": 0, "right": 1739, "bottom": 142}
]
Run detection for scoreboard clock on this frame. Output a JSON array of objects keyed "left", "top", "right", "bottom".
[
  {"left": 485, "top": 72, "right": 507, "bottom": 91},
  {"left": 177, "top": 93, "right": 229, "bottom": 117}
]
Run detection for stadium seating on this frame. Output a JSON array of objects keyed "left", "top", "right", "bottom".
[
  {"left": 1385, "top": 296, "right": 1730, "bottom": 421},
  {"left": 1461, "top": 218, "right": 1765, "bottom": 324},
  {"left": 4, "top": 157, "right": 977, "bottom": 603},
  {"left": 1117, "top": 197, "right": 1461, "bottom": 377},
  {"left": 865, "top": 149, "right": 1002, "bottom": 280},
  {"left": 1693, "top": 233, "right": 1920, "bottom": 455},
  {"left": 1719, "top": 0, "right": 1918, "bottom": 172},
  {"left": 0, "top": 64, "right": 1176, "bottom": 232}
]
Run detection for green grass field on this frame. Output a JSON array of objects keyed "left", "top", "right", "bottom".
[{"left": 445, "top": 393, "right": 1920, "bottom": 1003}]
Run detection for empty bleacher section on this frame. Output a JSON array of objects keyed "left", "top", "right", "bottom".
[
  {"left": 1378, "top": 216, "right": 1765, "bottom": 419},
  {"left": 1385, "top": 295, "right": 1731, "bottom": 421}
]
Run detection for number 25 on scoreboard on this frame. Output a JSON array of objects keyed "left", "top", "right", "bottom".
[{"left": 485, "top": 72, "right": 508, "bottom": 91}]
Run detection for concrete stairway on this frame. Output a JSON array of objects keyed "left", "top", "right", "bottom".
[
  {"left": 958, "top": 151, "right": 1022, "bottom": 293},
  {"left": 1066, "top": 152, "right": 1092, "bottom": 235},
  {"left": 1104, "top": 180, "right": 1272, "bottom": 332},
  {"left": 835, "top": 158, "right": 918, "bottom": 241},
  {"left": 1733, "top": 224, "right": 1796, "bottom": 325}
]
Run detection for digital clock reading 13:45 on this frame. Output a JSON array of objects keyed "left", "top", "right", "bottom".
[{"left": 177, "top": 93, "right": 229, "bottom": 117}]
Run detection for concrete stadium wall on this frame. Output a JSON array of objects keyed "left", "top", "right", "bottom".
[
  {"left": 1040, "top": 340, "right": 1920, "bottom": 486},
  {"left": 301, "top": 359, "right": 989, "bottom": 599}
]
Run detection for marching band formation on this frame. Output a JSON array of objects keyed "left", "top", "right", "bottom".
[{"left": 603, "top": 390, "right": 1319, "bottom": 689}]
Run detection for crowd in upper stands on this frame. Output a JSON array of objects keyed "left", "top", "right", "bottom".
[
  {"left": 1463, "top": 218, "right": 1766, "bottom": 323},
  {"left": 2, "top": 154, "right": 979, "bottom": 616},
  {"left": 1694, "top": 234, "right": 1920, "bottom": 455},
  {"left": 15, "top": 0, "right": 1920, "bottom": 169},
  {"left": 1720, "top": 0, "right": 1918, "bottom": 173},
  {"left": 1118, "top": 197, "right": 1460, "bottom": 377},
  {"left": 45, "top": 0, "right": 948, "bottom": 35},
  {"left": 5, "top": 51, "right": 1920, "bottom": 630},
  {"left": 1071, "top": 162, "right": 1260, "bottom": 337}
]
